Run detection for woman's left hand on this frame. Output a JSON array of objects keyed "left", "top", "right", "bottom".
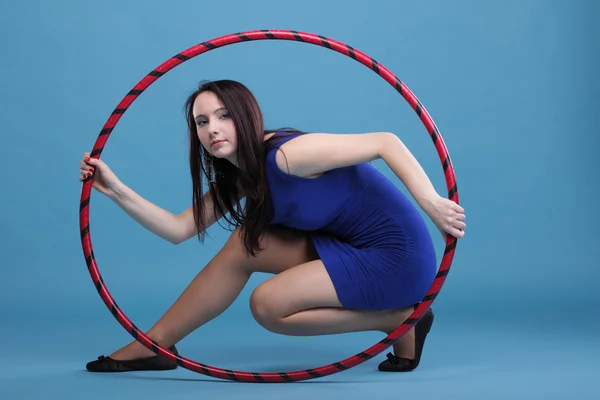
[{"left": 425, "top": 195, "right": 466, "bottom": 240}]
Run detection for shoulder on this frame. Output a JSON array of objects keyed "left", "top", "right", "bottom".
[{"left": 263, "top": 130, "right": 317, "bottom": 177}]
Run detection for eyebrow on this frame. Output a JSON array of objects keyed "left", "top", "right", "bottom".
[{"left": 194, "top": 107, "right": 228, "bottom": 122}]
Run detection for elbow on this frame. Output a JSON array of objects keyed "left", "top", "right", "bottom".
[
  {"left": 169, "top": 231, "right": 197, "bottom": 245},
  {"left": 379, "top": 132, "right": 403, "bottom": 157},
  {"left": 168, "top": 234, "right": 185, "bottom": 245}
]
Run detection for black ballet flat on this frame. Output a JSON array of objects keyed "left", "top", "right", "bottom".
[
  {"left": 378, "top": 308, "right": 434, "bottom": 372},
  {"left": 86, "top": 345, "right": 179, "bottom": 372}
]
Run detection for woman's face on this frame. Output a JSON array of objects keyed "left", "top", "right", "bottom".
[{"left": 193, "top": 91, "right": 238, "bottom": 165}]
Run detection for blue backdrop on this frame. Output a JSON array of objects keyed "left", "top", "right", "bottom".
[{"left": 1, "top": 0, "right": 598, "bottom": 398}]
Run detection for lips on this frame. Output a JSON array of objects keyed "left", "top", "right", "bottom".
[{"left": 211, "top": 140, "right": 226, "bottom": 147}]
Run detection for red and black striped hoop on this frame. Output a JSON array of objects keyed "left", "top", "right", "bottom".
[{"left": 79, "top": 29, "right": 459, "bottom": 382}]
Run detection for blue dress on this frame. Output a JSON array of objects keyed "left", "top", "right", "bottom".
[{"left": 265, "top": 131, "right": 437, "bottom": 310}]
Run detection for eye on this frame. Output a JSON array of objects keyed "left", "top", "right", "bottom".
[
  {"left": 196, "top": 119, "right": 207, "bottom": 127},
  {"left": 220, "top": 112, "right": 230, "bottom": 119}
]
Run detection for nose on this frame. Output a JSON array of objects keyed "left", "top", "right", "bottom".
[{"left": 207, "top": 119, "right": 220, "bottom": 135}]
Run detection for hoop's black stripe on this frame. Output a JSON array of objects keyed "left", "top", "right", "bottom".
[
  {"left": 110, "top": 304, "right": 118, "bottom": 317},
  {"left": 381, "top": 338, "right": 394, "bottom": 344},
  {"left": 173, "top": 53, "right": 190, "bottom": 61},
  {"left": 290, "top": 30, "right": 304, "bottom": 41},
  {"left": 100, "top": 127, "right": 113, "bottom": 136},
  {"left": 128, "top": 89, "right": 143, "bottom": 96},
  {"left": 112, "top": 108, "right": 126, "bottom": 115},
  {"left": 371, "top": 59, "right": 380, "bottom": 74},
  {"left": 437, "top": 268, "right": 449, "bottom": 278},
  {"left": 416, "top": 103, "right": 422, "bottom": 117},
  {"left": 149, "top": 70, "right": 164, "bottom": 77},
  {"left": 90, "top": 148, "right": 102, "bottom": 157},
  {"left": 201, "top": 41, "right": 217, "bottom": 49},
  {"left": 318, "top": 35, "right": 332, "bottom": 48},
  {"left": 87, "top": 254, "right": 95, "bottom": 268},
  {"left": 333, "top": 362, "right": 347, "bottom": 371},
  {"left": 131, "top": 327, "right": 139, "bottom": 339},
  {"left": 443, "top": 156, "right": 450, "bottom": 171},
  {"left": 395, "top": 77, "right": 403, "bottom": 94},
  {"left": 151, "top": 341, "right": 160, "bottom": 354},
  {"left": 176, "top": 357, "right": 185, "bottom": 367},
  {"left": 252, "top": 372, "right": 265, "bottom": 382},
  {"left": 448, "top": 183, "right": 457, "bottom": 199},
  {"left": 236, "top": 32, "right": 251, "bottom": 41},
  {"left": 81, "top": 225, "right": 89, "bottom": 239},
  {"left": 279, "top": 372, "right": 293, "bottom": 382},
  {"left": 262, "top": 29, "right": 276, "bottom": 39},
  {"left": 226, "top": 370, "right": 239, "bottom": 381},
  {"left": 80, "top": 197, "right": 90, "bottom": 211},
  {"left": 357, "top": 352, "right": 372, "bottom": 359},
  {"left": 306, "top": 369, "right": 321, "bottom": 378},
  {"left": 431, "top": 127, "right": 439, "bottom": 144},
  {"left": 423, "top": 293, "right": 438, "bottom": 302},
  {"left": 444, "top": 240, "right": 457, "bottom": 254},
  {"left": 346, "top": 45, "right": 356, "bottom": 59}
]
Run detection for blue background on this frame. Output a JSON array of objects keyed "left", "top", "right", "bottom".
[{"left": 1, "top": 0, "right": 598, "bottom": 398}]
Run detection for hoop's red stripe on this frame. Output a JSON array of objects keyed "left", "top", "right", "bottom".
[{"left": 79, "top": 29, "right": 459, "bottom": 382}]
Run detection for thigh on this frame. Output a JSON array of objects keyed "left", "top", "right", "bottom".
[
  {"left": 251, "top": 260, "right": 343, "bottom": 319},
  {"left": 221, "top": 224, "right": 319, "bottom": 275}
]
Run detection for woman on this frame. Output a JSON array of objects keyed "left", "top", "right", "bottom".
[{"left": 81, "top": 80, "right": 466, "bottom": 373}]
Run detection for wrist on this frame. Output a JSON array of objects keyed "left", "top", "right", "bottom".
[
  {"left": 108, "top": 181, "right": 127, "bottom": 201},
  {"left": 417, "top": 191, "right": 440, "bottom": 214}
]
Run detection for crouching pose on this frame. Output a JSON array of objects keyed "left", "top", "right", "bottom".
[{"left": 81, "top": 79, "right": 466, "bottom": 373}]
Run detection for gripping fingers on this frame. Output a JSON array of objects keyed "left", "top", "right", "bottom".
[
  {"left": 451, "top": 219, "right": 466, "bottom": 237},
  {"left": 80, "top": 169, "right": 94, "bottom": 181},
  {"left": 80, "top": 159, "right": 95, "bottom": 181}
]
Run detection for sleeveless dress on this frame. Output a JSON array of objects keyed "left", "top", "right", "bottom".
[{"left": 264, "top": 131, "right": 437, "bottom": 310}]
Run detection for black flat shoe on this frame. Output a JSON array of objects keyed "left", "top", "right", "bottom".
[
  {"left": 86, "top": 345, "right": 179, "bottom": 372},
  {"left": 378, "top": 308, "right": 434, "bottom": 372}
]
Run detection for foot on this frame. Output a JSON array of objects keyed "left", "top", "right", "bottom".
[
  {"left": 85, "top": 342, "right": 180, "bottom": 373},
  {"left": 109, "top": 340, "right": 159, "bottom": 361},
  {"left": 378, "top": 308, "right": 434, "bottom": 372}
]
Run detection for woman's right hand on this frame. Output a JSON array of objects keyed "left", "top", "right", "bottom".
[{"left": 79, "top": 152, "right": 122, "bottom": 197}]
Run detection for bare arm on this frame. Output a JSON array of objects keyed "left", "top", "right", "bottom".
[
  {"left": 276, "top": 131, "right": 465, "bottom": 238},
  {"left": 277, "top": 131, "right": 438, "bottom": 208},
  {"left": 109, "top": 182, "right": 220, "bottom": 245}
]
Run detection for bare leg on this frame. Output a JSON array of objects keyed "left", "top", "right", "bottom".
[
  {"left": 250, "top": 260, "right": 417, "bottom": 358},
  {"left": 109, "top": 225, "right": 319, "bottom": 360},
  {"left": 107, "top": 225, "right": 417, "bottom": 361}
]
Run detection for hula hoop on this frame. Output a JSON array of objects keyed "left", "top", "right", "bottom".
[{"left": 79, "top": 29, "right": 459, "bottom": 382}]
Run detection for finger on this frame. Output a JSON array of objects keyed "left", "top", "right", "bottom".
[
  {"left": 80, "top": 164, "right": 95, "bottom": 174},
  {"left": 454, "top": 204, "right": 464, "bottom": 213},
  {"left": 80, "top": 162, "right": 95, "bottom": 171},
  {"left": 450, "top": 228, "right": 465, "bottom": 238},
  {"left": 454, "top": 221, "right": 466, "bottom": 230},
  {"left": 84, "top": 156, "right": 101, "bottom": 166},
  {"left": 456, "top": 213, "right": 466, "bottom": 221},
  {"left": 80, "top": 172, "right": 92, "bottom": 181}
]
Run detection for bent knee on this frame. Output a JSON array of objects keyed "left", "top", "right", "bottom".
[{"left": 249, "top": 284, "right": 283, "bottom": 331}]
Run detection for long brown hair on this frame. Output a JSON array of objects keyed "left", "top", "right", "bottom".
[{"left": 184, "top": 79, "right": 303, "bottom": 256}]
